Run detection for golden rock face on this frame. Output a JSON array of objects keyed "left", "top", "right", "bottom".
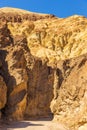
[
  {"left": 0, "top": 7, "right": 87, "bottom": 130},
  {"left": 8, "top": 15, "right": 87, "bottom": 67}
]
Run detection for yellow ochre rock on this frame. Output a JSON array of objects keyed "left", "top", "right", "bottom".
[{"left": 0, "top": 7, "right": 87, "bottom": 130}]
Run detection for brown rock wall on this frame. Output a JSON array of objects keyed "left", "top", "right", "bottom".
[{"left": 0, "top": 7, "right": 87, "bottom": 130}]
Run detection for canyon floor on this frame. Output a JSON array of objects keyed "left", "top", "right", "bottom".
[{"left": 0, "top": 118, "right": 67, "bottom": 130}]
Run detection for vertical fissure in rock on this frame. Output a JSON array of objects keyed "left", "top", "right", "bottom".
[{"left": 25, "top": 61, "right": 54, "bottom": 119}]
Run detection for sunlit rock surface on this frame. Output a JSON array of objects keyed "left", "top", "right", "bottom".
[{"left": 0, "top": 7, "right": 87, "bottom": 130}]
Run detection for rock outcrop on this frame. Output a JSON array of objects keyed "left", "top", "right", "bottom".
[
  {"left": 0, "top": 7, "right": 87, "bottom": 130},
  {"left": 51, "top": 54, "right": 87, "bottom": 130},
  {"left": 0, "top": 75, "right": 7, "bottom": 118},
  {"left": 0, "top": 7, "right": 54, "bottom": 22}
]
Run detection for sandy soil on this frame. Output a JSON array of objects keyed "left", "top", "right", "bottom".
[{"left": 0, "top": 119, "right": 68, "bottom": 130}]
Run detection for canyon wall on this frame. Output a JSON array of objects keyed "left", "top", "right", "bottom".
[{"left": 0, "top": 7, "right": 87, "bottom": 130}]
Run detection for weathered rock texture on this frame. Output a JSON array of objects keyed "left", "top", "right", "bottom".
[
  {"left": 0, "top": 7, "right": 87, "bottom": 130},
  {"left": 0, "top": 75, "right": 7, "bottom": 118},
  {"left": 51, "top": 55, "right": 87, "bottom": 130}
]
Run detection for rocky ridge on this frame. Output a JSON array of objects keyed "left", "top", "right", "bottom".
[
  {"left": 0, "top": 7, "right": 55, "bottom": 22},
  {"left": 0, "top": 7, "right": 87, "bottom": 130}
]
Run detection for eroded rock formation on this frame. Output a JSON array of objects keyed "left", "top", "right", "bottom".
[
  {"left": 0, "top": 7, "right": 87, "bottom": 130},
  {"left": 51, "top": 55, "right": 87, "bottom": 129},
  {"left": 0, "top": 75, "right": 7, "bottom": 118}
]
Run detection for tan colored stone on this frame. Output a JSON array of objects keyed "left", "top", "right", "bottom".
[
  {"left": 0, "top": 75, "right": 7, "bottom": 119},
  {"left": 0, "top": 76, "right": 7, "bottom": 109},
  {"left": 0, "top": 7, "right": 87, "bottom": 130},
  {"left": 50, "top": 55, "right": 87, "bottom": 130}
]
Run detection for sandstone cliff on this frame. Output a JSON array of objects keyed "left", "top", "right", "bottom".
[{"left": 0, "top": 7, "right": 87, "bottom": 130}]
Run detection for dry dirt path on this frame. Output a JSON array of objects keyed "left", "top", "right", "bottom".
[{"left": 0, "top": 119, "right": 68, "bottom": 130}]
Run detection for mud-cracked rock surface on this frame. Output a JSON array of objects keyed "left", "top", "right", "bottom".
[{"left": 0, "top": 7, "right": 87, "bottom": 130}]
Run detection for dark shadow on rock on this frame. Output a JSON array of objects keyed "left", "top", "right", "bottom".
[
  {"left": 24, "top": 116, "right": 53, "bottom": 121},
  {"left": 0, "top": 50, "right": 16, "bottom": 92},
  {"left": 26, "top": 60, "right": 54, "bottom": 119},
  {"left": 0, "top": 50, "right": 16, "bottom": 118}
]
